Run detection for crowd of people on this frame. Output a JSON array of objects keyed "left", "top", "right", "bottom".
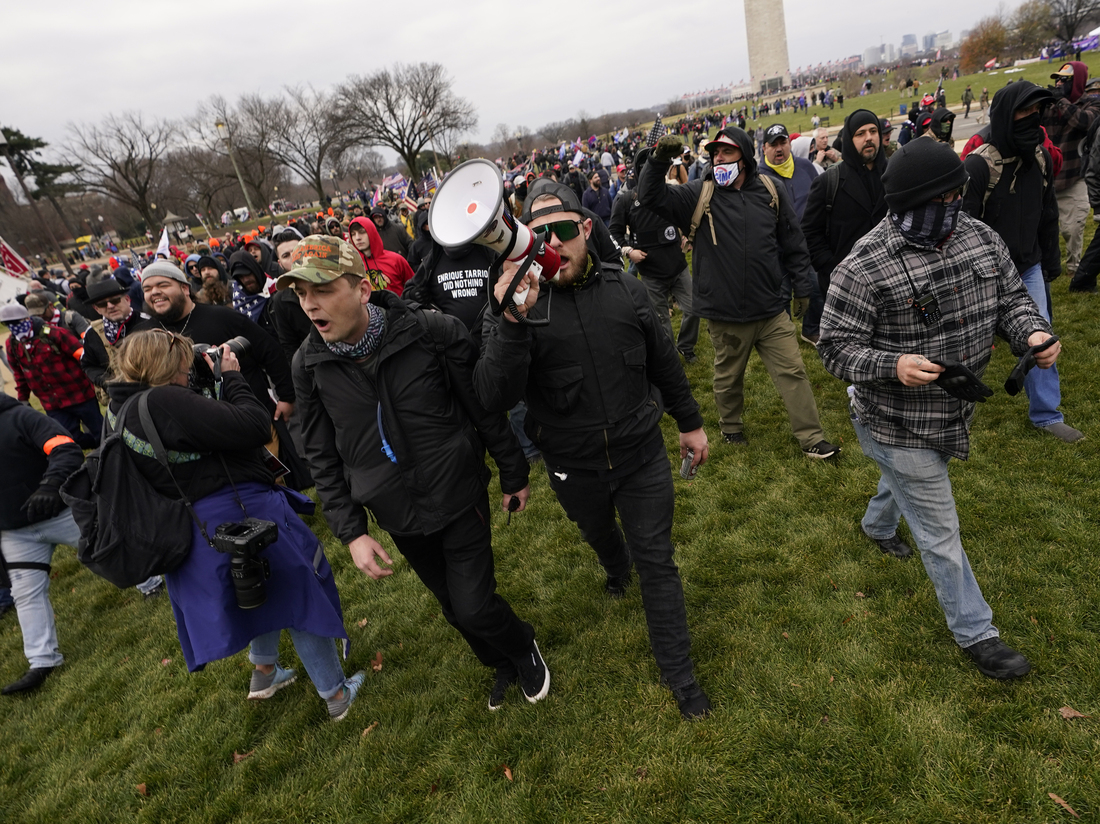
[{"left": 0, "top": 60, "right": 1094, "bottom": 722}]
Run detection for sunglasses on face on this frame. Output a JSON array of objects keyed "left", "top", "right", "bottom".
[
  {"left": 534, "top": 220, "right": 583, "bottom": 242},
  {"left": 94, "top": 296, "right": 125, "bottom": 309}
]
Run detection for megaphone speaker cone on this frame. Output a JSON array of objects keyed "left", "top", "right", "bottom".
[{"left": 428, "top": 159, "right": 505, "bottom": 249}]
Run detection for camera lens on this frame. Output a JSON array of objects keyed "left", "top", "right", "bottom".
[{"left": 230, "top": 555, "right": 269, "bottom": 610}]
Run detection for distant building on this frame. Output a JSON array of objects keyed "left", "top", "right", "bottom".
[
  {"left": 864, "top": 46, "right": 882, "bottom": 68},
  {"left": 934, "top": 30, "right": 953, "bottom": 50},
  {"left": 922, "top": 32, "right": 937, "bottom": 52},
  {"left": 901, "top": 33, "right": 919, "bottom": 58}
]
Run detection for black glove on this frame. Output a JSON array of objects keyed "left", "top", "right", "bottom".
[
  {"left": 653, "top": 135, "right": 683, "bottom": 164},
  {"left": 1050, "top": 84, "right": 1066, "bottom": 102},
  {"left": 1004, "top": 335, "right": 1059, "bottom": 396},
  {"left": 792, "top": 296, "right": 810, "bottom": 319},
  {"left": 932, "top": 360, "right": 993, "bottom": 403},
  {"left": 21, "top": 479, "right": 66, "bottom": 523}
]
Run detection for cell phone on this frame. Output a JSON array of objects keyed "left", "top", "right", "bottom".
[{"left": 680, "top": 449, "right": 698, "bottom": 480}]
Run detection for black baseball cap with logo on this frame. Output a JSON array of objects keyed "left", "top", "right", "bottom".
[{"left": 764, "top": 124, "right": 790, "bottom": 144}]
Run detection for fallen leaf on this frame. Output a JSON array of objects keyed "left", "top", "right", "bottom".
[
  {"left": 502, "top": 764, "right": 513, "bottom": 781},
  {"left": 233, "top": 750, "right": 254, "bottom": 764},
  {"left": 855, "top": 592, "right": 865, "bottom": 599},
  {"left": 829, "top": 578, "right": 837, "bottom": 591},
  {"left": 160, "top": 658, "right": 171, "bottom": 666},
  {"left": 791, "top": 683, "right": 802, "bottom": 688},
  {"left": 120, "top": 657, "right": 130, "bottom": 664},
  {"left": 429, "top": 782, "right": 438, "bottom": 794},
  {"left": 399, "top": 642, "right": 403, "bottom": 649},
  {"left": 371, "top": 651, "right": 383, "bottom": 672},
  {"left": 72, "top": 587, "right": 76, "bottom": 593},
  {"left": 357, "top": 618, "right": 369, "bottom": 628},
  {"left": 1059, "top": 706, "right": 1090, "bottom": 720},
  {"left": 841, "top": 614, "right": 853, "bottom": 625},
  {"left": 361, "top": 722, "right": 379, "bottom": 737},
  {"left": 154, "top": 727, "right": 162, "bottom": 736},
  {"left": 1049, "top": 792, "right": 1079, "bottom": 818},
  {"left": 906, "top": 588, "right": 915, "bottom": 598},
  {"left": 781, "top": 632, "right": 789, "bottom": 639},
  {"left": 136, "top": 783, "right": 148, "bottom": 796},
  {"left": 820, "top": 715, "right": 830, "bottom": 724},
  {"left": 1031, "top": 616, "right": 1039, "bottom": 624},
  {"left": 829, "top": 676, "right": 835, "bottom": 684}
]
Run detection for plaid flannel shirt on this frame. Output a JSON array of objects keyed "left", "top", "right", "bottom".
[
  {"left": 819, "top": 213, "right": 1050, "bottom": 460},
  {"left": 6, "top": 322, "right": 96, "bottom": 411}
]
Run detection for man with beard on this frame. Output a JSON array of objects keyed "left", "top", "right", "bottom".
[
  {"left": 195, "top": 256, "right": 232, "bottom": 306},
  {"left": 81, "top": 278, "right": 144, "bottom": 401},
  {"left": 474, "top": 183, "right": 712, "bottom": 719},
  {"left": 228, "top": 250, "right": 278, "bottom": 343},
  {"left": 819, "top": 140, "right": 1058, "bottom": 680},
  {"left": 638, "top": 128, "right": 839, "bottom": 459},
  {"left": 134, "top": 260, "right": 295, "bottom": 427},
  {"left": 802, "top": 109, "right": 889, "bottom": 337},
  {"left": 963, "top": 82, "right": 1082, "bottom": 443}
]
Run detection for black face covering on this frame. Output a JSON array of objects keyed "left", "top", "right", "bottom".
[
  {"left": 515, "top": 181, "right": 528, "bottom": 199},
  {"left": 1013, "top": 112, "right": 1043, "bottom": 152}
]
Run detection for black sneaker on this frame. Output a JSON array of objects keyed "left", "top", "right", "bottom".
[
  {"left": 604, "top": 571, "right": 632, "bottom": 598},
  {"left": 723, "top": 431, "right": 748, "bottom": 445},
  {"left": 803, "top": 440, "right": 840, "bottom": 459},
  {"left": 861, "top": 527, "right": 913, "bottom": 559},
  {"left": 681, "top": 351, "right": 698, "bottom": 364},
  {"left": 671, "top": 681, "right": 712, "bottom": 719},
  {"left": 517, "top": 641, "right": 550, "bottom": 704},
  {"left": 488, "top": 666, "right": 518, "bottom": 711},
  {"left": 963, "top": 637, "right": 1031, "bottom": 680}
]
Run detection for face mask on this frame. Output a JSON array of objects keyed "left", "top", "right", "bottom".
[
  {"left": 1013, "top": 112, "right": 1042, "bottom": 151},
  {"left": 713, "top": 161, "right": 740, "bottom": 187},
  {"left": 891, "top": 199, "right": 963, "bottom": 247}
]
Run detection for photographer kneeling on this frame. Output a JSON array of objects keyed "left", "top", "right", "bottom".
[{"left": 107, "top": 330, "right": 364, "bottom": 721}]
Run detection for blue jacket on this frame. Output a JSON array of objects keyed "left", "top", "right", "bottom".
[{"left": 760, "top": 156, "right": 820, "bottom": 221}]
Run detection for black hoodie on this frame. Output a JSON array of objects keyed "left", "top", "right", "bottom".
[
  {"left": 638, "top": 125, "right": 813, "bottom": 323},
  {"left": 962, "top": 81, "right": 1060, "bottom": 278},
  {"left": 801, "top": 109, "right": 889, "bottom": 288}
]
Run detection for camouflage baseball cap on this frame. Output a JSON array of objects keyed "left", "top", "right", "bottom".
[{"left": 275, "top": 234, "right": 365, "bottom": 290}]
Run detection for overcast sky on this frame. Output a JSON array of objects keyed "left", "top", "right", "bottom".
[{"left": 4, "top": 0, "right": 1008, "bottom": 159}]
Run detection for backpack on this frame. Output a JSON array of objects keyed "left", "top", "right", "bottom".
[
  {"left": 688, "top": 174, "right": 779, "bottom": 246},
  {"left": 969, "top": 142, "right": 1048, "bottom": 216},
  {"left": 821, "top": 163, "right": 846, "bottom": 238},
  {"left": 59, "top": 391, "right": 196, "bottom": 588}
]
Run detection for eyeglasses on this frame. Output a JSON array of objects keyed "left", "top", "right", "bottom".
[
  {"left": 933, "top": 179, "right": 970, "bottom": 203},
  {"left": 534, "top": 220, "right": 583, "bottom": 242},
  {"left": 93, "top": 296, "right": 125, "bottom": 309}
]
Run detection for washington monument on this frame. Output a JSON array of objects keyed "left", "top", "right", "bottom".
[{"left": 745, "top": 0, "right": 791, "bottom": 92}]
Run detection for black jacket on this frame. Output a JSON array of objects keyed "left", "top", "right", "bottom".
[
  {"left": 81, "top": 310, "right": 145, "bottom": 388},
  {"left": 0, "top": 395, "right": 85, "bottom": 531},
  {"left": 106, "top": 372, "right": 274, "bottom": 502},
  {"left": 474, "top": 257, "right": 703, "bottom": 472},
  {"left": 269, "top": 288, "right": 314, "bottom": 369},
  {"left": 636, "top": 127, "right": 814, "bottom": 323},
  {"left": 609, "top": 184, "right": 687, "bottom": 280},
  {"left": 369, "top": 208, "right": 411, "bottom": 260},
  {"left": 801, "top": 113, "right": 889, "bottom": 288},
  {"left": 403, "top": 244, "right": 494, "bottom": 332},
  {"left": 293, "top": 291, "right": 529, "bottom": 543},
  {"left": 962, "top": 81, "right": 1060, "bottom": 280}
]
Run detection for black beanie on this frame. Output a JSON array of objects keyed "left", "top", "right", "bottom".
[{"left": 881, "top": 139, "right": 969, "bottom": 212}]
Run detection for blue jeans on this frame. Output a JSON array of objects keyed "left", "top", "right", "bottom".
[
  {"left": 249, "top": 629, "right": 346, "bottom": 699},
  {"left": 509, "top": 401, "right": 539, "bottom": 461},
  {"left": 1, "top": 509, "right": 81, "bottom": 668},
  {"left": 0, "top": 587, "right": 13, "bottom": 611},
  {"left": 852, "top": 413, "right": 997, "bottom": 648},
  {"left": 1018, "top": 263, "right": 1063, "bottom": 427},
  {"left": 46, "top": 397, "right": 103, "bottom": 449},
  {"left": 545, "top": 444, "right": 696, "bottom": 688}
]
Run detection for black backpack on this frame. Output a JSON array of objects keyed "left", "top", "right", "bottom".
[{"left": 60, "top": 391, "right": 195, "bottom": 588}]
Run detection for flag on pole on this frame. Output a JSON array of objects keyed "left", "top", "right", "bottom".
[
  {"left": 129, "top": 249, "right": 144, "bottom": 273},
  {"left": 155, "top": 226, "right": 170, "bottom": 259},
  {"left": 646, "top": 114, "right": 665, "bottom": 147},
  {"left": 0, "top": 234, "right": 31, "bottom": 276}
]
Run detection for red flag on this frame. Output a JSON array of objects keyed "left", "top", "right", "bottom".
[{"left": 0, "top": 235, "right": 30, "bottom": 275}]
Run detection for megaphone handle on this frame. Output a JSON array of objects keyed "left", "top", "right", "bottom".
[{"left": 495, "top": 241, "right": 550, "bottom": 328}]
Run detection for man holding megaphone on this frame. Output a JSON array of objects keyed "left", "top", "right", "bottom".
[{"left": 472, "top": 179, "right": 713, "bottom": 720}]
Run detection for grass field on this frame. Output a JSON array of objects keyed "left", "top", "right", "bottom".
[{"left": 5, "top": 69, "right": 1100, "bottom": 822}]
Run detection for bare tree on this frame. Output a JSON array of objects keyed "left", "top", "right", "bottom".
[
  {"left": 160, "top": 144, "right": 240, "bottom": 224},
  {"left": 192, "top": 96, "right": 285, "bottom": 214},
  {"left": 1010, "top": 0, "right": 1056, "bottom": 56},
  {"left": 1050, "top": 0, "right": 1100, "bottom": 41},
  {"left": 334, "top": 62, "right": 477, "bottom": 176},
  {"left": 335, "top": 146, "right": 386, "bottom": 191},
  {"left": 261, "top": 86, "right": 349, "bottom": 202},
  {"left": 66, "top": 112, "right": 175, "bottom": 229}
]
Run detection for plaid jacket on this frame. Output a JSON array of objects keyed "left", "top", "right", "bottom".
[
  {"left": 1041, "top": 94, "right": 1100, "bottom": 190},
  {"left": 6, "top": 320, "right": 96, "bottom": 411},
  {"left": 819, "top": 213, "right": 1050, "bottom": 459}
]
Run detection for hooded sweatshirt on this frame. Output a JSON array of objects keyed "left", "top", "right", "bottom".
[
  {"left": 228, "top": 250, "right": 279, "bottom": 340},
  {"left": 962, "top": 81, "right": 1060, "bottom": 279},
  {"left": 368, "top": 207, "right": 411, "bottom": 259},
  {"left": 349, "top": 216, "right": 415, "bottom": 296},
  {"left": 1041, "top": 60, "right": 1100, "bottom": 189}
]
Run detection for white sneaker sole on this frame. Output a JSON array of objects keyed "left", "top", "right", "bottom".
[
  {"left": 522, "top": 642, "right": 550, "bottom": 704},
  {"left": 247, "top": 672, "right": 297, "bottom": 700}
]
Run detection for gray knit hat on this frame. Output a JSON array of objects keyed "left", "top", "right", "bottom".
[{"left": 139, "top": 260, "right": 190, "bottom": 285}]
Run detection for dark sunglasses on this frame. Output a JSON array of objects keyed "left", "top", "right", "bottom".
[
  {"left": 534, "top": 220, "right": 583, "bottom": 242},
  {"left": 93, "top": 296, "right": 125, "bottom": 309}
]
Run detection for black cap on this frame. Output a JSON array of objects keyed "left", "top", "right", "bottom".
[
  {"left": 86, "top": 278, "right": 128, "bottom": 302},
  {"left": 882, "top": 139, "right": 970, "bottom": 212},
  {"left": 521, "top": 178, "right": 586, "bottom": 223},
  {"left": 764, "top": 123, "right": 789, "bottom": 144}
]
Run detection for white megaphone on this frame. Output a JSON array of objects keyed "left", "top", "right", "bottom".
[{"left": 428, "top": 159, "right": 559, "bottom": 311}]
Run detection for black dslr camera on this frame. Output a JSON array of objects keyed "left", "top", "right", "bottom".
[
  {"left": 191, "top": 335, "right": 251, "bottom": 389},
  {"left": 213, "top": 518, "right": 278, "bottom": 610}
]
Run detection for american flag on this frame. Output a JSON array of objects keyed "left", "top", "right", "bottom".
[
  {"left": 381, "top": 173, "right": 406, "bottom": 191},
  {"left": 646, "top": 114, "right": 665, "bottom": 147},
  {"left": 420, "top": 171, "right": 437, "bottom": 194}
]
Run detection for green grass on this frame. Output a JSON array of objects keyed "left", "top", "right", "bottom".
[{"left": 4, "top": 235, "right": 1100, "bottom": 822}]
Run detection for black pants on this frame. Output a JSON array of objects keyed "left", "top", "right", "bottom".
[
  {"left": 392, "top": 492, "right": 534, "bottom": 671},
  {"left": 546, "top": 445, "right": 696, "bottom": 689},
  {"left": 1073, "top": 229, "right": 1100, "bottom": 289}
]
